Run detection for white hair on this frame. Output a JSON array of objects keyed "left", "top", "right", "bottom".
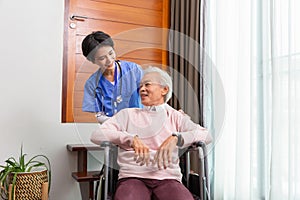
[{"left": 143, "top": 66, "right": 173, "bottom": 103}]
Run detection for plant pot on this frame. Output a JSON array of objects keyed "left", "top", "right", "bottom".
[{"left": 8, "top": 170, "right": 48, "bottom": 200}]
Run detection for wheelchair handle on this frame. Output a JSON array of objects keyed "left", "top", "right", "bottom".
[
  {"left": 193, "top": 141, "right": 206, "bottom": 148},
  {"left": 100, "top": 141, "right": 113, "bottom": 147}
]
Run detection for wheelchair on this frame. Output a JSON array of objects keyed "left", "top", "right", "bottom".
[{"left": 96, "top": 141, "right": 210, "bottom": 200}]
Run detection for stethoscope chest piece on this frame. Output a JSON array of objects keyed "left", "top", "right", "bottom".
[{"left": 116, "top": 95, "right": 122, "bottom": 104}]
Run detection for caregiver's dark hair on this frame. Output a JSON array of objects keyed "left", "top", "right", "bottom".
[{"left": 81, "top": 31, "right": 114, "bottom": 62}]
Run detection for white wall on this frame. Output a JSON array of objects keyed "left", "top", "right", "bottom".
[{"left": 0, "top": 1, "right": 97, "bottom": 199}]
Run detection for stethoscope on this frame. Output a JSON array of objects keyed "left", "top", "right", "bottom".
[{"left": 93, "top": 60, "right": 123, "bottom": 115}]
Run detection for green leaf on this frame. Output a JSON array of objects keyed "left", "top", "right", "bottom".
[
  {"left": 5, "top": 159, "right": 17, "bottom": 167},
  {"left": 11, "top": 172, "right": 18, "bottom": 200},
  {"left": 0, "top": 165, "right": 6, "bottom": 168}
]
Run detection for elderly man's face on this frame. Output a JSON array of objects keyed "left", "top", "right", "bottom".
[{"left": 139, "top": 72, "right": 168, "bottom": 106}]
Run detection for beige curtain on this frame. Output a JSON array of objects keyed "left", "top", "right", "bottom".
[{"left": 169, "top": 0, "right": 206, "bottom": 125}]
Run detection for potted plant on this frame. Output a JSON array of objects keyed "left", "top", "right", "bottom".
[{"left": 0, "top": 145, "right": 51, "bottom": 200}]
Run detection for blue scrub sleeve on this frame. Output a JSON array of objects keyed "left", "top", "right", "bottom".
[{"left": 82, "top": 80, "right": 97, "bottom": 113}]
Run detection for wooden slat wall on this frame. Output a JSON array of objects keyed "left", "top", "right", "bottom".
[
  {"left": 76, "top": 1, "right": 162, "bottom": 26},
  {"left": 90, "top": 0, "right": 163, "bottom": 11},
  {"left": 63, "top": 0, "right": 169, "bottom": 122}
]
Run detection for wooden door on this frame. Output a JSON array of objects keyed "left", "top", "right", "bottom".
[{"left": 62, "top": 0, "right": 170, "bottom": 122}]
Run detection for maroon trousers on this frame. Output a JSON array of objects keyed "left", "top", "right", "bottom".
[{"left": 113, "top": 178, "right": 194, "bottom": 200}]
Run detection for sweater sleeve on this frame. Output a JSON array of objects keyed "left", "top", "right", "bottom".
[
  {"left": 90, "top": 110, "right": 135, "bottom": 150},
  {"left": 177, "top": 114, "right": 212, "bottom": 148}
]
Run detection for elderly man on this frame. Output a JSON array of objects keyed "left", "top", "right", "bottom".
[{"left": 91, "top": 66, "right": 212, "bottom": 200}]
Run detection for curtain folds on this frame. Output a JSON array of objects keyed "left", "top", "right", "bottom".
[{"left": 169, "top": 0, "right": 205, "bottom": 126}]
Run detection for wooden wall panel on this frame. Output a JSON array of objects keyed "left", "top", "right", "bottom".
[
  {"left": 76, "top": 55, "right": 158, "bottom": 73},
  {"left": 76, "top": 20, "right": 145, "bottom": 37},
  {"left": 75, "top": 37, "right": 163, "bottom": 54},
  {"left": 73, "top": 108, "right": 97, "bottom": 122},
  {"left": 91, "top": 0, "right": 163, "bottom": 11},
  {"left": 77, "top": 1, "right": 162, "bottom": 26},
  {"left": 73, "top": 91, "right": 84, "bottom": 108}
]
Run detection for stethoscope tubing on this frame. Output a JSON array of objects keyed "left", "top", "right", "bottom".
[{"left": 93, "top": 60, "right": 122, "bottom": 115}]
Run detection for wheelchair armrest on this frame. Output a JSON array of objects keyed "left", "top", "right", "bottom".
[
  {"left": 189, "top": 141, "right": 208, "bottom": 156},
  {"left": 191, "top": 141, "right": 206, "bottom": 148},
  {"left": 192, "top": 141, "right": 209, "bottom": 159},
  {"left": 100, "top": 141, "right": 114, "bottom": 147},
  {"left": 100, "top": 141, "right": 118, "bottom": 154}
]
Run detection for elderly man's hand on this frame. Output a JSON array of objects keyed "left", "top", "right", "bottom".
[
  {"left": 132, "top": 135, "right": 150, "bottom": 166},
  {"left": 153, "top": 135, "right": 178, "bottom": 169}
]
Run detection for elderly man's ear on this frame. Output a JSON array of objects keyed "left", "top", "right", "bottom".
[{"left": 161, "top": 86, "right": 168, "bottom": 96}]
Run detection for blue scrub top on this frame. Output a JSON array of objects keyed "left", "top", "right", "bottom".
[{"left": 82, "top": 60, "right": 143, "bottom": 116}]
